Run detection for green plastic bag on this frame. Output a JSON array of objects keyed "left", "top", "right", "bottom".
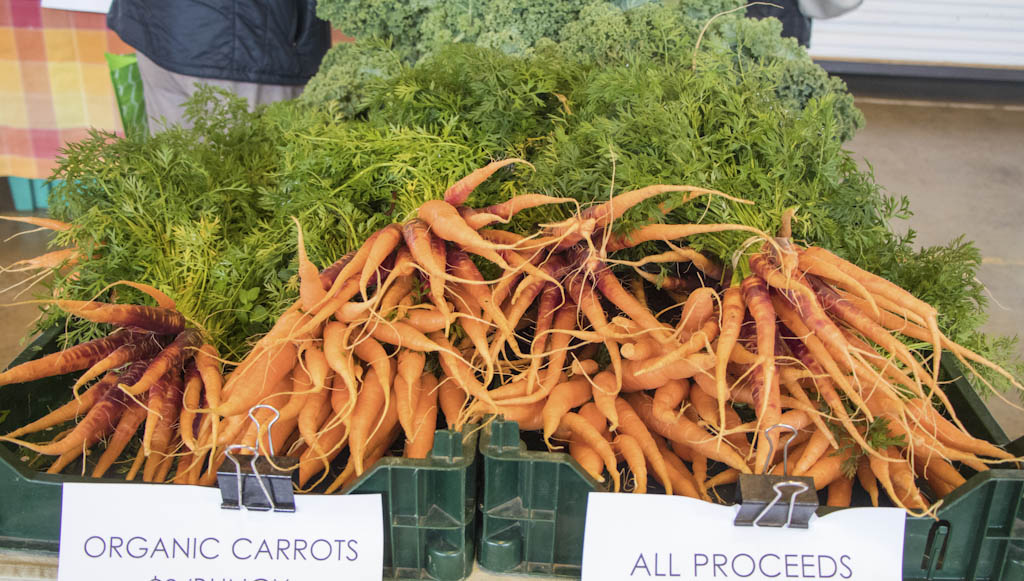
[{"left": 105, "top": 53, "right": 149, "bottom": 139}]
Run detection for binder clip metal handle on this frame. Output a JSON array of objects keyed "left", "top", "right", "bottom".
[
  {"left": 734, "top": 423, "right": 819, "bottom": 528},
  {"left": 763, "top": 423, "right": 799, "bottom": 476},
  {"left": 217, "top": 405, "right": 299, "bottom": 513}
]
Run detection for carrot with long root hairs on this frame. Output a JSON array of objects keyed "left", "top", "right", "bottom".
[
  {"left": 3, "top": 372, "right": 118, "bottom": 438},
  {"left": 141, "top": 370, "right": 184, "bottom": 457},
  {"left": 214, "top": 312, "right": 308, "bottom": 416},
  {"left": 627, "top": 392, "right": 751, "bottom": 473},
  {"left": 0, "top": 328, "right": 137, "bottom": 388},
  {"left": 71, "top": 334, "right": 166, "bottom": 391},
  {"left": 620, "top": 353, "right": 716, "bottom": 392},
  {"left": 714, "top": 283, "right": 745, "bottom": 436},
  {"left": 460, "top": 194, "right": 573, "bottom": 229},
  {"left": 636, "top": 319, "right": 718, "bottom": 376},
  {"left": 742, "top": 275, "right": 782, "bottom": 473},
  {"left": 4, "top": 248, "right": 79, "bottom": 272},
  {"left": 431, "top": 332, "right": 495, "bottom": 407},
  {"left": 121, "top": 328, "right": 202, "bottom": 397},
  {"left": 605, "top": 223, "right": 768, "bottom": 253},
  {"left": 0, "top": 214, "right": 72, "bottom": 231},
  {"left": 800, "top": 246, "right": 944, "bottom": 385},
  {"left": 91, "top": 400, "right": 146, "bottom": 478},
  {"left": 444, "top": 158, "right": 532, "bottom": 206},
  {"left": 4, "top": 379, "right": 131, "bottom": 456}
]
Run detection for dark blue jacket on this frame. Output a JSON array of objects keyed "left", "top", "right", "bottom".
[{"left": 108, "top": 0, "right": 331, "bottom": 85}]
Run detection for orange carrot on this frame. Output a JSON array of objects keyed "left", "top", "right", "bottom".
[
  {"left": 0, "top": 214, "right": 72, "bottom": 231},
  {"left": 348, "top": 368, "right": 387, "bottom": 476},
  {"left": 541, "top": 378, "right": 593, "bottom": 444},
  {"left": 438, "top": 377, "right": 468, "bottom": 430},
  {"left": 591, "top": 371, "right": 621, "bottom": 431},
  {"left": 6, "top": 248, "right": 79, "bottom": 272},
  {"left": 906, "top": 398, "right": 1012, "bottom": 460},
  {"left": 714, "top": 283, "right": 745, "bottom": 434},
  {"left": 620, "top": 353, "right": 716, "bottom": 391},
  {"left": 178, "top": 362, "right": 203, "bottom": 450},
  {"left": 636, "top": 319, "right": 718, "bottom": 376},
  {"left": 653, "top": 437, "right": 702, "bottom": 499},
  {"left": 606, "top": 223, "right": 766, "bottom": 253},
  {"left": 214, "top": 316, "right": 304, "bottom": 416},
  {"left": 398, "top": 309, "right": 444, "bottom": 335},
  {"left": 793, "top": 428, "right": 835, "bottom": 476},
  {"left": 444, "top": 158, "right": 532, "bottom": 206},
  {"left": 856, "top": 457, "right": 879, "bottom": 507},
  {"left": 614, "top": 397, "right": 674, "bottom": 495},
  {"left": 560, "top": 412, "right": 621, "bottom": 492},
  {"left": 570, "top": 438, "right": 606, "bottom": 482},
  {"left": 405, "top": 373, "right": 439, "bottom": 459},
  {"left": 431, "top": 333, "right": 495, "bottom": 407},
  {"left": 293, "top": 217, "right": 327, "bottom": 311},
  {"left": 297, "top": 404, "right": 345, "bottom": 488},
  {"left": 395, "top": 349, "right": 426, "bottom": 436},
  {"left": 298, "top": 383, "right": 332, "bottom": 457},
  {"left": 369, "top": 320, "right": 446, "bottom": 353},
  {"left": 613, "top": 434, "right": 648, "bottom": 493},
  {"left": 461, "top": 194, "right": 573, "bottom": 229},
  {"left": 827, "top": 476, "right": 854, "bottom": 507}
]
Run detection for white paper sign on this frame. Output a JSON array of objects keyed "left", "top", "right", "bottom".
[
  {"left": 582, "top": 493, "right": 905, "bottom": 581},
  {"left": 41, "top": 0, "right": 112, "bottom": 13},
  {"left": 58, "top": 483, "right": 383, "bottom": 581}
]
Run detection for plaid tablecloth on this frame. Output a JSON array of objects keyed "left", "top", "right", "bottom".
[{"left": 0, "top": 0, "right": 130, "bottom": 180}]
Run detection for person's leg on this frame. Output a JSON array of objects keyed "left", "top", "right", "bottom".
[
  {"left": 135, "top": 52, "right": 304, "bottom": 132},
  {"left": 134, "top": 51, "right": 195, "bottom": 133}
]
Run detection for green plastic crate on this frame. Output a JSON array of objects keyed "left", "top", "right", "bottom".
[
  {"left": 0, "top": 328, "right": 479, "bottom": 580},
  {"left": 478, "top": 357, "right": 1024, "bottom": 580}
]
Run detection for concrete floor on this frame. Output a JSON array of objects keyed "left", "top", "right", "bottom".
[{"left": 0, "top": 88, "right": 1022, "bottom": 581}]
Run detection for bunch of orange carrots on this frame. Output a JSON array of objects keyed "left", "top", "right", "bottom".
[{"left": 2, "top": 160, "right": 1020, "bottom": 511}]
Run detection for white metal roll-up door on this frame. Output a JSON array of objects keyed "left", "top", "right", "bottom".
[{"left": 807, "top": 0, "right": 1024, "bottom": 70}]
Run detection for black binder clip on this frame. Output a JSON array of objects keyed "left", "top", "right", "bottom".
[
  {"left": 217, "top": 404, "right": 299, "bottom": 512},
  {"left": 734, "top": 424, "right": 819, "bottom": 528}
]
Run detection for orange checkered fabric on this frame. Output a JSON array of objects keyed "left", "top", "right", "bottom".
[{"left": 1, "top": 0, "right": 131, "bottom": 179}]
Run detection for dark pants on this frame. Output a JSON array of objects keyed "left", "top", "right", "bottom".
[{"left": 747, "top": 0, "right": 812, "bottom": 47}]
